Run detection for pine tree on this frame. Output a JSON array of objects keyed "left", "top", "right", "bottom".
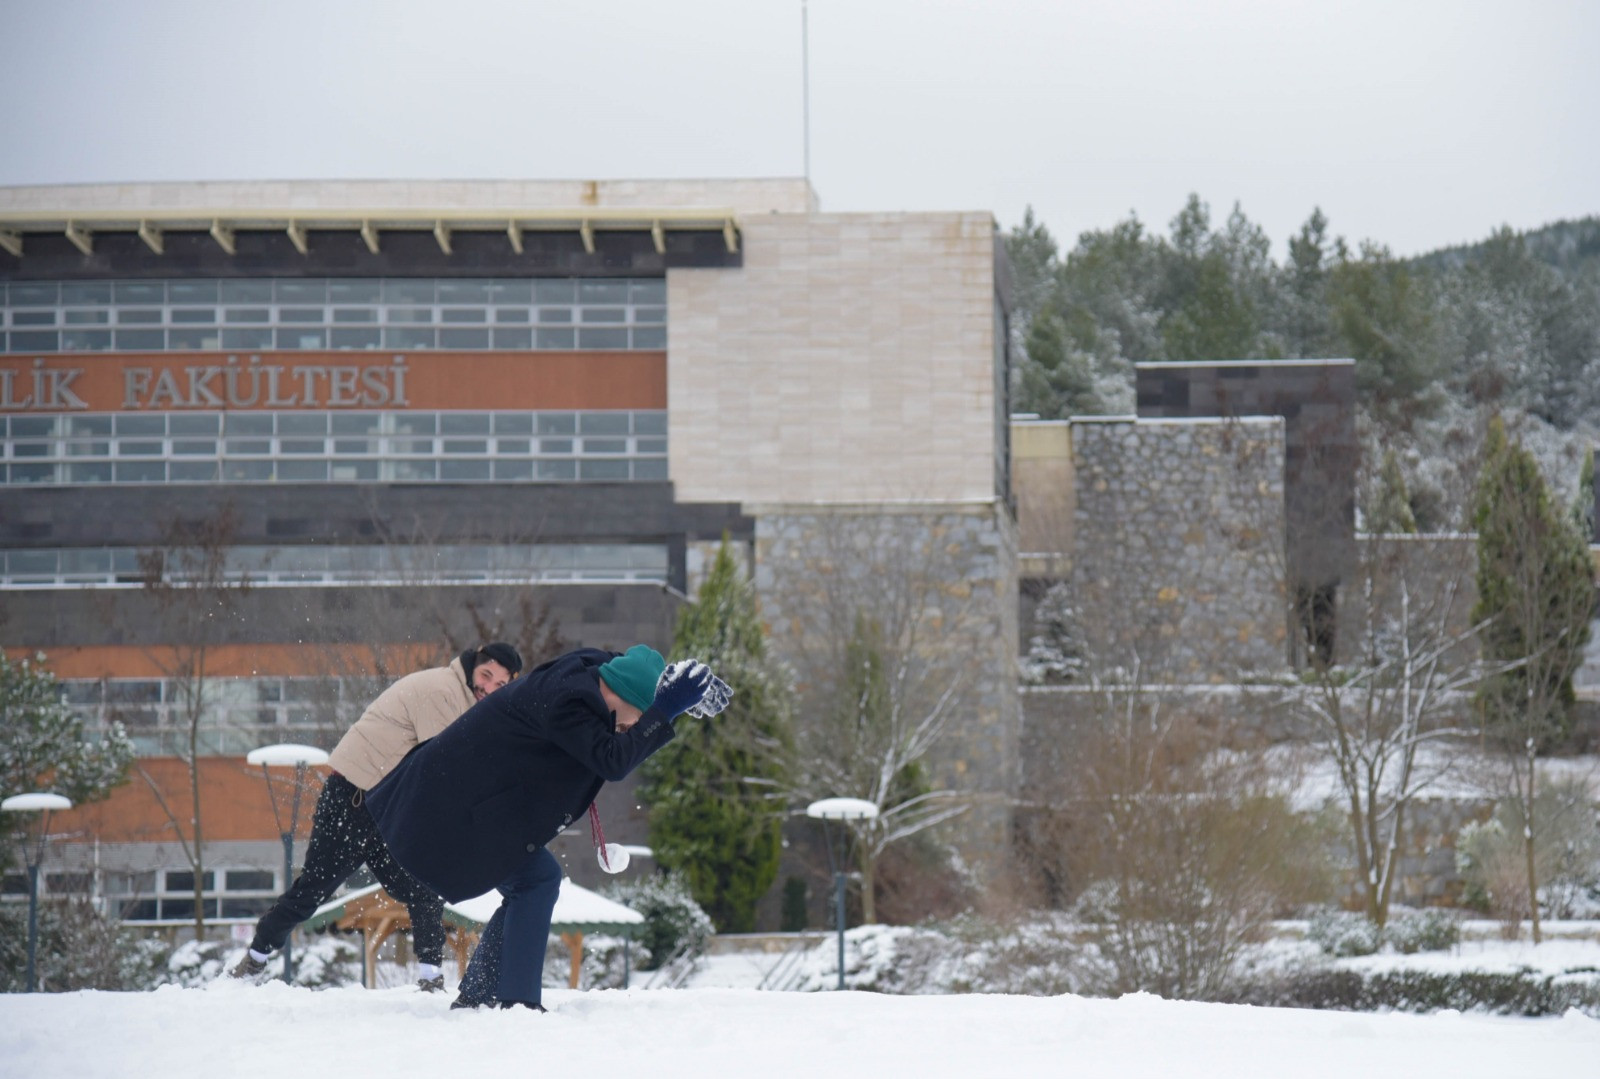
[
  {"left": 1368, "top": 451, "right": 1419, "bottom": 534},
  {"left": 1, "top": 652, "right": 134, "bottom": 806},
  {"left": 637, "top": 540, "right": 792, "bottom": 933},
  {"left": 1573, "top": 446, "right": 1596, "bottom": 543}
]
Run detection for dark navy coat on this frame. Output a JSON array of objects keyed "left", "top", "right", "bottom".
[{"left": 365, "top": 647, "right": 676, "bottom": 902}]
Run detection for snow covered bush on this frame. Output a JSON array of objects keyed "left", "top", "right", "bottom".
[
  {"left": 0, "top": 899, "right": 166, "bottom": 992},
  {"left": 1306, "top": 910, "right": 1382, "bottom": 958},
  {"left": 1019, "top": 581, "right": 1087, "bottom": 685},
  {"left": 605, "top": 873, "right": 714, "bottom": 971},
  {"left": 1456, "top": 778, "right": 1600, "bottom": 925},
  {"left": 1384, "top": 908, "right": 1462, "bottom": 954}
]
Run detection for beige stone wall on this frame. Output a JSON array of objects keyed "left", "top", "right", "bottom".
[
  {"left": 1011, "top": 420, "right": 1074, "bottom": 578},
  {"left": 667, "top": 212, "right": 1003, "bottom": 505}
]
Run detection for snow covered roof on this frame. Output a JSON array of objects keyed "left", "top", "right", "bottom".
[{"left": 304, "top": 877, "right": 644, "bottom": 936}]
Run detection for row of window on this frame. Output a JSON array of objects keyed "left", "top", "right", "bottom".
[
  {"left": 1, "top": 867, "right": 285, "bottom": 924},
  {"left": 4, "top": 542, "right": 671, "bottom": 588},
  {"left": 0, "top": 277, "right": 667, "bottom": 353},
  {"left": 1, "top": 409, "right": 668, "bottom": 486}
]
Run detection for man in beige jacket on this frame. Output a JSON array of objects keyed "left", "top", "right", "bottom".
[{"left": 229, "top": 643, "right": 522, "bottom": 989}]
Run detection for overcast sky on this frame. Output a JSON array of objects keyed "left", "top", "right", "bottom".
[{"left": 1, "top": 0, "right": 1594, "bottom": 259}]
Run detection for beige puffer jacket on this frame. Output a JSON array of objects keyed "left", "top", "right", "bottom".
[{"left": 328, "top": 657, "right": 477, "bottom": 791}]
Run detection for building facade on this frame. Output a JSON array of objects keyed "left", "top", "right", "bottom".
[{"left": 0, "top": 180, "right": 1019, "bottom": 927}]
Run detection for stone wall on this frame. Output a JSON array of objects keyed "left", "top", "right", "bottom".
[
  {"left": 1068, "top": 416, "right": 1288, "bottom": 680},
  {"left": 752, "top": 502, "right": 1020, "bottom": 875}
]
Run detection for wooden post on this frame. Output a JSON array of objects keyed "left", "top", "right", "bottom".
[{"left": 560, "top": 931, "right": 585, "bottom": 989}]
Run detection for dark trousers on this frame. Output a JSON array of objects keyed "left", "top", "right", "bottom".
[
  {"left": 249, "top": 771, "right": 447, "bottom": 966},
  {"left": 457, "top": 846, "right": 561, "bottom": 1006}
]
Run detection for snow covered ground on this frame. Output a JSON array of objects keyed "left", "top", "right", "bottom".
[{"left": 3, "top": 979, "right": 1597, "bottom": 1079}]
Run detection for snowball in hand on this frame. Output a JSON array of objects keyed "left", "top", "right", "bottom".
[{"left": 598, "top": 842, "right": 630, "bottom": 873}]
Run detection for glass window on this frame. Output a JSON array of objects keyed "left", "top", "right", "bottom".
[
  {"left": 280, "top": 439, "right": 325, "bottom": 455},
  {"left": 633, "top": 457, "right": 668, "bottom": 480},
  {"left": 440, "top": 459, "right": 491, "bottom": 481},
  {"left": 391, "top": 459, "right": 437, "bottom": 481},
  {"left": 539, "top": 438, "right": 573, "bottom": 454},
  {"left": 331, "top": 327, "right": 382, "bottom": 349},
  {"left": 113, "top": 282, "right": 165, "bottom": 305},
  {"left": 277, "top": 459, "right": 328, "bottom": 481},
  {"left": 225, "top": 412, "right": 273, "bottom": 436},
  {"left": 534, "top": 280, "right": 576, "bottom": 304},
  {"left": 46, "top": 871, "right": 93, "bottom": 894},
  {"left": 633, "top": 411, "right": 667, "bottom": 435},
  {"left": 329, "top": 279, "right": 381, "bottom": 303},
  {"left": 114, "top": 330, "right": 165, "bottom": 350},
  {"left": 535, "top": 327, "right": 575, "bottom": 349},
  {"left": 394, "top": 414, "right": 436, "bottom": 435},
  {"left": 278, "top": 307, "right": 324, "bottom": 323},
  {"left": 440, "top": 413, "right": 490, "bottom": 435},
  {"left": 577, "top": 327, "right": 628, "bottom": 349},
  {"left": 12, "top": 310, "right": 57, "bottom": 326},
  {"left": 630, "top": 279, "right": 666, "bottom": 304},
  {"left": 64, "top": 440, "right": 111, "bottom": 457},
  {"left": 8, "top": 550, "right": 59, "bottom": 575},
  {"left": 276, "top": 329, "right": 325, "bottom": 349},
  {"left": 636, "top": 438, "right": 667, "bottom": 454},
  {"left": 384, "top": 328, "right": 435, "bottom": 349},
  {"left": 330, "top": 461, "right": 379, "bottom": 481},
  {"left": 11, "top": 330, "right": 60, "bottom": 351},
  {"left": 221, "top": 897, "right": 274, "bottom": 919},
  {"left": 222, "top": 328, "right": 274, "bottom": 349},
  {"left": 224, "top": 439, "right": 271, "bottom": 455},
  {"left": 119, "top": 899, "right": 159, "bottom": 921},
  {"left": 496, "top": 438, "right": 531, "bottom": 454},
  {"left": 492, "top": 413, "right": 533, "bottom": 435},
  {"left": 536, "top": 413, "right": 576, "bottom": 436},
  {"left": 277, "top": 413, "right": 328, "bottom": 436},
  {"left": 583, "top": 438, "right": 627, "bottom": 454},
  {"left": 441, "top": 308, "right": 487, "bottom": 323},
  {"left": 120, "top": 440, "right": 163, "bottom": 456},
  {"left": 494, "top": 459, "right": 533, "bottom": 481},
  {"left": 632, "top": 305, "right": 666, "bottom": 323},
  {"left": 579, "top": 280, "right": 629, "bottom": 305},
  {"left": 331, "top": 412, "right": 380, "bottom": 435},
  {"left": 486, "top": 280, "right": 532, "bottom": 303},
  {"left": 537, "top": 459, "right": 576, "bottom": 480},
  {"left": 537, "top": 308, "right": 573, "bottom": 323},
  {"left": 332, "top": 307, "right": 377, "bottom": 323},
  {"left": 168, "top": 281, "right": 219, "bottom": 303},
  {"left": 63, "top": 415, "right": 113, "bottom": 436},
  {"left": 387, "top": 307, "right": 433, "bottom": 324},
  {"left": 631, "top": 326, "right": 666, "bottom": 349},
  {"left": 169, "top": 461, "right": 219, "bottom": 482},
  {"left": 224, "top": 307, "right": 271, "bottom": 323},
  {"left": 61, "top": 281, "right": 112, "bottom": 305},
  {"left": 9, "top": 463, "right": 58, "bottom": 483},
  {"left": 160, "top": 898, "right": 197, "bottom": 921},
  {"left": 11, "top": 416, "right": 55, "bottom": 436},
  {"left": 169, "top": 328, "right": 222, "bottom": 350},
  {"left": 437, "top": 280, "right": 491, "bottom": 303},
  {"left": 580, "top": 458, "right": 631, "bottom": 480},
  {"left": 442, "top": 439, "right": 487, "bottom": 454},
  {"left": 117, "top": 309, "right": 163, "bottom": 324},
  {"left": 166, "top": 870, "right": 214, "bottom": 893},
  {"left": 579, "top": 412, "right": 630, "bottom": 435},
  {"left": 275, "top": 280, "right": 327, "bottom": 303},
  {"left": 491, "top": 327, "right": 532, "bottom": 349},
  {"left": 170, "top": 414, "right": 220, "bottom": 435},
  {"left": 439, "top": 328, "right": 489, "bottom": 349},
  {"left": 581, "top": 307, "right": 626, "bottom": 323},
  {"left": 493, "top": 307, "right": 530, "bottom": 323},
  {"left": 383, "top": 280, "right": 435, "bottom": 304},
  {"left": 220, "top": 280, "right": 273, "bottom": 303},
  {"left": 115, "top": 460, "right": 166, "bottom": 482},
  {"left": 61, "top": 330, "right": 113, "bottom": 351},
  {"left": 223, "top": 460, "right": 274, "bottom": 481},
  {"left": 63, "top": 309, "right": 110, "bottom": 324},
  {"left": 11, "top": 441, "right": 53, "bottom": 458},
  {"left": 115, "top": 414, "right": 165, "bottom": 436}
]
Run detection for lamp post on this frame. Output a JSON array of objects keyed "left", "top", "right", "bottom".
[
  {"left": 804, "top": 797, "right": 879, "bottom": 991},
  {"left": 246, "top": 743, "right": 329, "bottom": 983},
  {"left": 2, "top": 791, "right": 73, "bottom": 992}
]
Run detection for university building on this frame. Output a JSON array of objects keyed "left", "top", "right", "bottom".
[{"left": 0, "top": 179, "right": 1020, "bottom": 928}]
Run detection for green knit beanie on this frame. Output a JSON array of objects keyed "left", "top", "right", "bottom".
[{"left": 598, "top": 645, "right": 666, "bottom": 713}]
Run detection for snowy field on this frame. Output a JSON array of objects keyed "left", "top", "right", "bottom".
[{"left": 3, "top": 980, "right": 1598, "bottom": 1079}]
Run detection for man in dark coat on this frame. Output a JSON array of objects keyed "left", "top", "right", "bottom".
[{"left": 366, "top": 643, "right": 713, "bottom": 1011}]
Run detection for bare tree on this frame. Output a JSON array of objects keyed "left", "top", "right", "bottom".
[
  {"left": 1292, "top": 532, "right": 1489, "bottom": 928},
  {"left": 762, "top": 510, "right": 997, "bottom": 924},
  {"left": 133, "top": 503, "right": 252, "bottom": 939}
]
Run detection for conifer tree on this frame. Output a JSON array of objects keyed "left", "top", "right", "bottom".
[
  {"left": 638, "top": 540, "right": 792, "bottom": 933},
  {"left": 1368, "top": 450, "right": 1419, "bottom": 535},
  {"left": 1573, "top": 446, "right": 1596, "bottom": 543}
]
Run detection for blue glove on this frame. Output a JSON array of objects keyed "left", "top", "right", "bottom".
[{"left": 652, "top": 660, "right": 711, "bottom": 718}]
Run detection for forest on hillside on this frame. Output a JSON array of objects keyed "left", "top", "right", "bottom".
[{"left": 1004, "top": 200, "right": 1600, "bottom": 532}]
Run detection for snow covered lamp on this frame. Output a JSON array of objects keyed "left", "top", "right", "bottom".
[
  {"left": 1, "top": 791, "right": 73, "bottom": 992},
  {"left": 246, "top": 743, "right": 330, "bottom": 982},
  {"left": 804, "top": 797, "right": 879, "bottom": 990}
]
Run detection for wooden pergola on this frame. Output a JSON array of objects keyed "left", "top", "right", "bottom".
[{"left": 303, "top": 878, "right": 645, "bottom": 990}]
